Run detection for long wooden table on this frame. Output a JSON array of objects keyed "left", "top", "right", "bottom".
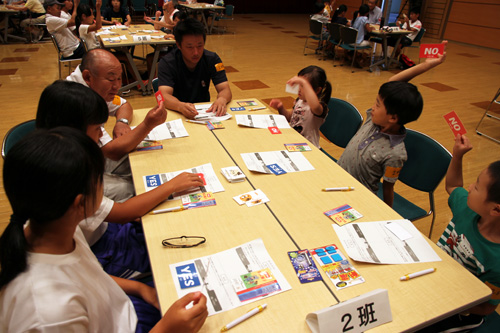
[
  {"left": 129, "top": 101, "right": 491, "bottom": 332},
  {"left": 98, "top": 24, "right": 175, "bottom": 95}
]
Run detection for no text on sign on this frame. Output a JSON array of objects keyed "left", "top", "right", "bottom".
[{"left": 419, "top": 43, "right": 445, "bottom": 58}]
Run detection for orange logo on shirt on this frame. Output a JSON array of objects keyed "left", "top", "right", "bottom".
[
  {"left": 384, "top": 166, "right": 402, "bottom": 178},
  {"left": 215, "top": 63, "right": 225, "bottom": 72},
  {"left": 112, "top": 95, "right": 121, "bottom": 106}
]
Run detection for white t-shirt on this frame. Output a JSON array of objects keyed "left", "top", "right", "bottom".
[
  {"left": 80, "top": 196, "right": 114, "bottom": 246},
  {"left": 60, "top": 10, "right": 76, "bottom": 31},
  {"left": 66, "top": 65, "right": 128, "bottom": 117},
  {"left": 0, "top": 226, "right": 137, "bottom": 332},
  {"left": 403, "top": 19, "right": 422, "bottom": 41},
  {"left": 46, "top": 13, "right": 80, "bottom": 57},
  {"left": 79, "top": 24, "right": 100, "bottom": 50}
]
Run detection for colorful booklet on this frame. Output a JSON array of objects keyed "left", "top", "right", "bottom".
[
  {"left": 284, "top": 143, "right": 312, "bottom": 152},
  {"left": 181, "top": 192, "right": 216, "bottom": 209},
  {"left": 136, "top": 141, "right": 163, "bottom": 151},
  {"left": 324, "top": 204, "right": 363, "bottom": 226},
  {"left": 288, "top": 250, "right": 322, "bottom": 283},
  {"left": 310, "top": 244, "right": 365, "bottom": 290}
]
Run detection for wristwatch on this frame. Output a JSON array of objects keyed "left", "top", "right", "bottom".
[{"left": 117, "top": 118, "right": 129, "bottom": 125}]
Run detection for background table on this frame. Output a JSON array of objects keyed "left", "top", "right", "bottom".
[
  {"left": 180, "top": 3, "right": 225, "bottom": 34},
  {"left": 369, "top": 29, "right": 411, "bottom": 71},
  {"left": 98, "top": 24, "right": 175, "bottom": 95},
  {"left": 0, "top": 5, "right": 26, "bottom": 43},
  {"left": 129, "top": 102, "right": 491, "bottom": 332}
]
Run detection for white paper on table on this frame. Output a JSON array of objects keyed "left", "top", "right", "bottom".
[
  {"left": 101, "top": 35, "right": 127, "bottom": 41},
  {"left": 236, "top": 114, "right": 291, "bottom": 129},
  {"left": 241, "top": 150, "right": 315, "bottom": 174},
  {"left": 142, "top": 163, "right": 224, "bottom": 200},
  {"left": 170, "top": 238, "right": 291, "bottom": 316},
  {"left": 332, "top": 219, "right": 442, "bottom": 264},
  {"left": 194, "top": 104, "right": 232, "bottom": 122},
  {"left": 141, "top": 119, "right": 188, "bottom": 141},
  {"left": 96, "top": 30, "right": 112, "bottom": 35}
]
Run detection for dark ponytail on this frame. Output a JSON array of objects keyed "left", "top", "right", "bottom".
[
  {"left": 0, "top": 127, "right": 104, "bottom": 289},
  {"left": 298, "top": 65, "right": 332, "bottom": 106}
]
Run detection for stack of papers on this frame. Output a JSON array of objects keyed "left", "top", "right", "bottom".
[{"left": 221, "top": 166, "right": 246, "bottom": 183}]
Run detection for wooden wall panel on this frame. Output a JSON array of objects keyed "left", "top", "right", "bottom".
[
  {"left": 444, "top": 22, "right": 500, "bottom": 49},
  {"left": 421, "top": 0, "right": 451, "bottom": 38},
  {"left": 448, "top": 2, "right": 500, "bottom": 29},
  {"left": 444, "top": 1, "right": 500, "bottom": 50}
]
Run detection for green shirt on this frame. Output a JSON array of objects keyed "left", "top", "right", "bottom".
[{"left": 437, "top": 187, "right": 500, "bottom": 305}]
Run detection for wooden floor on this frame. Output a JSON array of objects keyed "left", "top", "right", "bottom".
[{"left": 1, "top": 13, "right": 499, "bottom": 246}]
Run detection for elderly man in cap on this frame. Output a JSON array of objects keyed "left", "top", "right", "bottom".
[{"left": 45, "top": 0, "right": 85, "bottom": 59}]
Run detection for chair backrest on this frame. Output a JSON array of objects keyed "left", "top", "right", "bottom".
[
  {"left": 340, "top": 26, "right": 358, "bottom": 45},
  {"left": 413, "top": 28, "right": 426, "bottom": 43},
  {"left": 225, "top": 4, "right": 234, "bottom": 16},
  {"left": 398, "top": 129, "right": 451, "bottom": 193},
  {"left": 50, "top": 34, "right": 62, "bottom": 57},
  {"left": 309, "top": 19, "right": 323, "bottom": 35},
  {"left": 320, "top": 98, "right": 363, "bottom": 148},
  {"left": 152, "top": 77, "right": 159, "bottom": 93},
  {"left": 2, "top": 120, "right": 37, "bottom": 159},
  {"left": 328, "top": 23, "right": 342, "bottom": 42}
]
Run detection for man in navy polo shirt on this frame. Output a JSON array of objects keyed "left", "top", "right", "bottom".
[{"left": 158, "top": 18, "right": 232, "bottom": 119}]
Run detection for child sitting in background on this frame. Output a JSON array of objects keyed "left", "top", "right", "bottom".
[
  {"left": 269, "top": 65, "right": 331, "bottom": 149},
  {"left": 332, "top": 4, "right": 351, "bottom": 26},
  {"left": 418, "top": 134, "right": 500, "bottom": 332},
  {"left": 76, "top": 0, "right": 102, "bottom": 50},
  {"left": 351, "top": 4, "right": 372, "bottom": 46},
  {"left": 0, "top": 127, "right": 207, "bottom": 332},
  {"left": 338, "top": 41, "right": 447, "bottom": 207}
]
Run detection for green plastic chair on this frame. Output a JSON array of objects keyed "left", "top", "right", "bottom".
[
  {"left": 2, "top": 120, "right": 36, "bottom": 159},
  {"left": 377, "top": 129, "right": 452, "bottom": 237},
  {"left": 303, "top": 19, "right": 325, "bottom": 57},
  {"left": 338, "top": 26, "right": 372, "bottom": 72},
  {"left": 319, "top": 98, "right": 363, "bottom": 162}
]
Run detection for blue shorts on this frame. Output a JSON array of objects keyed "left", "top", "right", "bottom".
[
  {"left": 130, "top": 279, "right": 162, "bottom": 333},
  {"left": 91, "top": 222, "right": 151, "bottom": 278}
]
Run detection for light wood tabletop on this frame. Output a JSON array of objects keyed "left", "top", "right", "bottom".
[
  {"left": 98, "top": 24, "right": 175, "bottom": 94},
  {"left": 128, "top": 101, "right": 491, "bottom": 332},
  {"left": 128, "top": 109, "right": 339, "bottom": 332}
]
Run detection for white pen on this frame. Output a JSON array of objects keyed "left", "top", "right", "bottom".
[
  {"left": 150, "top": 206, "right": 185, "bottom": 215},
  {"left": 248, "top": 107, "right": 266, "bottom": 111},
  {"left": 400, "top": 268, "right": 436, "bottom": 281},
  {"left": 322, "top": 187, "right": 355, "bottom": 192},
  {"left": 186, "top": 119, "right": 208, "bottom": 124},
  {"left": 220, "top": 304, "right": 267, "bottom": 332}
]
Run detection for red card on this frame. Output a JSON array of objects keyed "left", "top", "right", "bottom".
[
  {"left": 443, "top": 111, "right": 467, "bottom": 137},
  {"left": 196, "top": 173, "right": 207, "bottom": 185},
  {"left": 268, "top": 126, "right": 281, "bottom": 134},
  {"left": 419, "top": 44, "right": 445, "bottom": 58},
  {"left": 155, "top": 90, "right": 164, "bottom": 105}
]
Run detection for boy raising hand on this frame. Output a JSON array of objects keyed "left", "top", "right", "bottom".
[{"left": 419, "top": 134, "right": 500, "bottom": 332}]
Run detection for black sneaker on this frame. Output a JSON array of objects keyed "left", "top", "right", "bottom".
[
  {"left": 416, "top": 314, "right": 484, "bottom": 333},
  {"left": 441, "top": 314, "right": 484, "bottom": 332}
]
